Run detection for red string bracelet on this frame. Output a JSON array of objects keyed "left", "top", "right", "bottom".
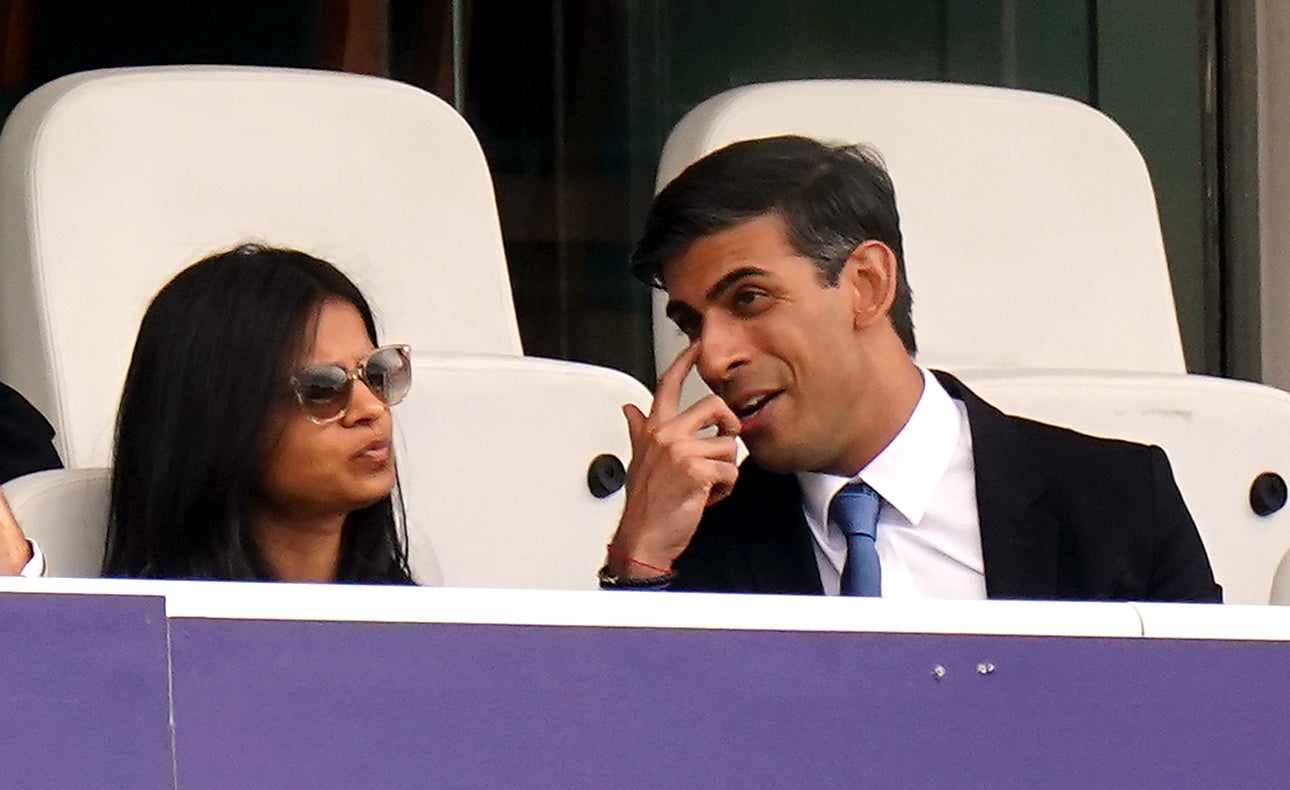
[{"left": 605, "top": 544, "right": 672, "bottom": 575}]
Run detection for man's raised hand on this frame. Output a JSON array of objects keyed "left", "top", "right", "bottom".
[{"left": 608, "top": 343, "right": 740, "bottom": 579}]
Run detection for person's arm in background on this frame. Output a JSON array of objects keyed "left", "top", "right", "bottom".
[
  {"left": 0, "top": 382, "right": 63, "bottom": 485},
  {"left": 0, "top": 487, "right": 41, "bottom": 575},
  {"left": 1, "top": 381, "right": 61, "bottom": 576}
]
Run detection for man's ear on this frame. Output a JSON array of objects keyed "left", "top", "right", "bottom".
[{"left": 842, "top": 240, "right": 899, "bottom": 331}]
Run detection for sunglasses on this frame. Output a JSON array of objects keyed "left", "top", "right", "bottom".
[{"left": 289, "top": 344, "right": 412, "bottom": 425}]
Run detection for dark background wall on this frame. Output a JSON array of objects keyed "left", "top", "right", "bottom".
[{"left": 0, "top": 1, "right": 1223, "bottom": 383}]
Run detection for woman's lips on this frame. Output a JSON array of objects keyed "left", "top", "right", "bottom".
[{"left": 355, "top": 438, "right": 392, "bottom": 463}]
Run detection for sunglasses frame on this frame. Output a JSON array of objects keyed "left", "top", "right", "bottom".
[{"left": 289, "top": 344, "right": 412, "bottom": 425}]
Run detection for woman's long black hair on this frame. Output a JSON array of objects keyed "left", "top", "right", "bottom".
[{"left": 103, "top": 245, "right": 412, "bottom": 583}]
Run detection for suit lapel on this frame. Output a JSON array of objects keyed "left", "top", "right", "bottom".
[
  {"left": 934, "top": 371, "right": 1061, "bottom": 599},
  {"left": 735, "top": 463, "right": 824, "bottom": 595}
]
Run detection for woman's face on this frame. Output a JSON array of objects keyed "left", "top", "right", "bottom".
[{"left": 257, "top": 299, "right": 397, "bottom": 521}]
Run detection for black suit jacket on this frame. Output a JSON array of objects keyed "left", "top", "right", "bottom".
[
  {"left": 672, "top": 372, "right": 1222, "bottom": 602},
  {"left": 0, "top": 381, "right": 62, "bottom": 484}
]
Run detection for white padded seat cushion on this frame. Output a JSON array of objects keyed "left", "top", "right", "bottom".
[
  {"left": 2, "top": 468, "right": 109, "bottom": 578},
  {"left": 395, "top": 352, "right": 651, "bottom": 589},
  {"left": 957, "top": 369, "right": 1290, "bottom": 605}
]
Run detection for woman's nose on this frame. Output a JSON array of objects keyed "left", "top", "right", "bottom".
[{"left": 343, "top": 377, "right": 387, "bottom": 425}]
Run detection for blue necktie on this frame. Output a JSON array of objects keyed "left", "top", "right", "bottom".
[{"left": 830, "top": 482, "right": 882, "bottom": 596}]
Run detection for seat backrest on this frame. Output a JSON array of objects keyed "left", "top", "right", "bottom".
[
  {"left": 651, "top": 80, "right": 1184, "bottom": 402},
  {"left": 2, "top": 467, "right": 109, "bottom": 577},
  {"left": 394, "top": 352, "right": 650, "bottom": 589},
  {"left": 1271, "top": 550, "right": 1290, "bottom": 605},
  {"left": 0, "top": 66, "right": 520, "bottom": 467},
  {"left": 955, "top": 369, "right": 1290, "bottom": 605}
]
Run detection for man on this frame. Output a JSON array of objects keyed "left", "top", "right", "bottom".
[{"left": 600, "top": 135, "right": 1220, "bottom": 602}]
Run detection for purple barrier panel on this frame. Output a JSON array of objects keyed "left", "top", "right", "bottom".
[
  {"left": 170, "top": 619, "right": 1290, "bottom": 789},
  {"left": 0, "top": 592, "right": 173, "bottom": 788}
]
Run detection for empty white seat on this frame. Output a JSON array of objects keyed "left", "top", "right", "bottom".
[
  {"left": 955, "top": 369, "right": 1290, "bottom": 605},
  {"left": 651, "top": 80, "right": 1184, "bottom": 404},
  {"left": 2, "top": 468, "right": 109, "bottom": 577},
  {"left": 0, "top": 66, "right": 520, "bottom": 468},
  {"left": 395, "top": 352, "right": 650, "bottom": 589}
]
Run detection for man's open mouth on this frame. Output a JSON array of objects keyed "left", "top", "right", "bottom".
[{"left": 732, "top": 391, "right": 782, "bottom": 420}]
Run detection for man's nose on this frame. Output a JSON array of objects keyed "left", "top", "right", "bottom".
[{"left": 695, "top": 314, "right": 749, "bottom": 385}]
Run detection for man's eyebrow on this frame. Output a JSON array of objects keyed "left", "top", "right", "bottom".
[
  {"left": 665, "top": 267, "right": 770, "bottom": 325},
  {"left": 704, "top": 267, "right": 769, "bottom": 302}
]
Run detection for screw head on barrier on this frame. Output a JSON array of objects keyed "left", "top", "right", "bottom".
[
  {"left": 587, "top": 454, "right": 626, "bottom": 498},
  {"left": 1250, "top": 472, "right": 1287, "bottom": 517}
]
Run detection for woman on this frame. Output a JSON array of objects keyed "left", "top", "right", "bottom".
[{"left": 4, "top": 244, "right": 414, "bottom": 582}]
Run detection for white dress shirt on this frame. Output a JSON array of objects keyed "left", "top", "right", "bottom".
[{"left": 795, "top": 367, "right": 986, "bottom": 599}]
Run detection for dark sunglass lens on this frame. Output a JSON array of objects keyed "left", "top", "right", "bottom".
[
  {"left": 365, "top": 347, "right": 411, "bottom": 405},
  {"left": 296, "top": 367, "right": 350, "bottom": 420}
]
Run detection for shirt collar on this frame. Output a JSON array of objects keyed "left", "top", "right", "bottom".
[{"left": 796, "top": 367, "right": 963, "bottom": 528}]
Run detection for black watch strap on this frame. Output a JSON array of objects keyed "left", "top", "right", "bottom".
[{"left": 597, "top": 565, "right": 675, "bottom": 590}]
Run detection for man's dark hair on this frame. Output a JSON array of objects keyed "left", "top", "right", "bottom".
[{"left": 630, "top": 135, "right": 916, "bottom": 355}]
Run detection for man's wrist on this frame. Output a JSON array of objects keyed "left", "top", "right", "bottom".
[
  {"left": 597, "top": 564, "right": 675, "bottom": 590},
  {"left": 605, "top": 540, "right": 676, "bottom": 579}
]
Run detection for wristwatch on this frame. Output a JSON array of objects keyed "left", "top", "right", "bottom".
[{"left": 597, "top": 564, "right": 676, "bottom": 590}]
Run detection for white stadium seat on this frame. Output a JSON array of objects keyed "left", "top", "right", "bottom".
[
  {"left": 2, "top": 467, "right": 109, "bottom": 577},
  {"left": 957, "top": 369, "right": 1290, "bottom": 605},
  {"left": 651, "top": 79, "right": 1185, "bottom": 406},
  {"left": 0, "top": 66, "right": 520, "bottom": 468},
  {"left": 396, "top": 352, "right": 651, "bottom": 589}
]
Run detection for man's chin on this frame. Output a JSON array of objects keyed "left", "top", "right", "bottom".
[{"left": 744, "top": 439, "right": 803, "bottom": 475}]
